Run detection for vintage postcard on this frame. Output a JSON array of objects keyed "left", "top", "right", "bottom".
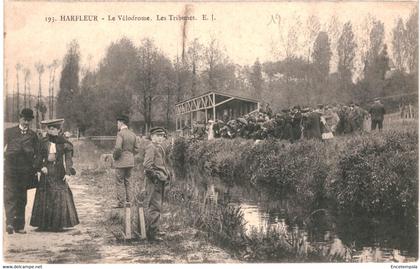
[{"left": 2, "top": 0, "right": 419, "bottom": 267}]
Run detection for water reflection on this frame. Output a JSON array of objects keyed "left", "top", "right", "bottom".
[
  {"left": 236, "top": 202, "right": 283, "bottom": 235},
  {"left": 200, "top": 180, "right": 416, "bottom": 261}
]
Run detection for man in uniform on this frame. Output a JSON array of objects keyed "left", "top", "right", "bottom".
[
  {"left": 4, "top": 108, "right": 40, "bottom": 234},
  {"left": 113, "top": 114, "right": 140, "bottom": 207},
  {"left": 143, "top": 127, "right": 172, "bottom": 242},
  {"left": 369, "top": 98, "right": 386, "bottom": 131}
]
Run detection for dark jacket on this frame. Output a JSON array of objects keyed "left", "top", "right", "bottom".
[
  {"left": 39, "top": 135, "right": 74, "bottom": 178},
  {"left": 303, "top": 112, "right": 322, "bottom": 140},
  {"left": 4, "top": 125, "right": 41, "bottom": 173},
  {"left": 369, "top": 103, "right": 386, "bottom": 121},
  {"left": 143, "top": 142, "right": 171, "bottom": 183}
]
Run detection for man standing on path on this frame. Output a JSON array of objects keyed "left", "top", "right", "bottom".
[
  {"left": 143, "top": 127, "right": 172, "bottom": 242},
  {"left": 369, "top": 98, "right": 386, "bottom": 131},
  {"left": 4, "top": 108, "right": 40, "bottom": 234},
  {"left": 113, "top": 114, "right": 140, "bottom": 207}
]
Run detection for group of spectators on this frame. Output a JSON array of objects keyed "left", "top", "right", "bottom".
[{"left": 189, "top": 99, "right": 385, "bottom": 142}]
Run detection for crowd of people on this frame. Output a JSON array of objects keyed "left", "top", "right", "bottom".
[{"left": 190, "top": 99, "right": 386, "bottom": 141}]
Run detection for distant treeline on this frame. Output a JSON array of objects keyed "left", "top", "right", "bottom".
[{"left": 53, "top": 11, "right": 418, "bottom": 135}]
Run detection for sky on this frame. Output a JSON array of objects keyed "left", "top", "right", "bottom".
[{"left": 4, "top": 1, "right": 417, "bottom": 96}]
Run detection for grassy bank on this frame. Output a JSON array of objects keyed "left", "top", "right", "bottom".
[
  {"left": 71, "top": 123, "right": 418, "bottom": 261},
  {"left": 171, "top": 128, "right": 418, "bottom": 256}
]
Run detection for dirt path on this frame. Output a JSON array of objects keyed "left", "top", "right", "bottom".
[{"left": 3, "top": 170, "right": 239, "bottom": 264}]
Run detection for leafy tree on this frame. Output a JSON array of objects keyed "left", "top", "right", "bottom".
[
  {"left": 249, "top": 59, "right": 263, "bottom": 100},
  {"left": 363, "top": 19, "right": 385, "bottom": 80},
  {"left": 137, "top": 38, "right": 174, "bottom": 131},
  {"left": 95, "top": 37, "right": 139, "bottom": 134},
  {"left": 57, "top": 40, "right": 81, "bottom": 129},
  {"left": 337, "top": 22, "right": 357, "bottom": 99},
  {"left": 312, "top": 31, "right": 332, "bottom": 101},
  {"left": 74, "top": 71, "right": 97, "bottom": 136},
  {"left": 392, "top": 18, "right": 406, "bottom": 71},
  {"left": 404, "top": 10, "right": 418, "bottom": 75}
]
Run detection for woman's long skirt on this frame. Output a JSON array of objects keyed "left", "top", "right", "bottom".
[{"left": 30, "top": 163, "right": 79, "bottom": 231}]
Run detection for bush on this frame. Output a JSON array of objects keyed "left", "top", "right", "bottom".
[
  {"left": 330, "top": 130, "right": 418, "bottom": 254},
  {"left": 171, "top": 129, "right": 418, "bottom": 255}
]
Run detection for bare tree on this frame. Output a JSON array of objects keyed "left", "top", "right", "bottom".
[
  {"left": 286, "top": 15, "right": 302, "bottom": 58},
  {"left": 23, "top": 68, "right": 31, "bottom": 108},
  {"left": 5, "top": 68, "right": 9, "bottom": 121},
  {"left": 328, "top": 15, "right": 343, "bottom": 73},
  {"left": 392, "top": 18, "right": 405, "bottom": 72},
  {"left": 15, "top": 63, "right": 22, "bottom": 121},
  {"left": 51, "top": 60, "right": 59, "bottom": 119},
  {"left": 186, "top": 38, "right": 203, "bottom": 97},
  {"left": 35, "top": 62, "right": 45, "bottom": 128},
  {"left": 305, "top": 15, "right": 321, "bottom": 61},
  {"left": 137, "top": 38, "right": 173, "bottom": 132},
  {"left": 47, "top": 60, "right": 59, "bottom": 119},
  {"left": 203, "top": 38, "right": 223, "bottom": 91}
]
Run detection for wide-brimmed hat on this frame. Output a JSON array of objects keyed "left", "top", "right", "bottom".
[
  {"left": 20, "top": 108, "right": 34, "bottom": 120},
  {"left": 41, "top": 118, "right": 65, "bottom": 129}
]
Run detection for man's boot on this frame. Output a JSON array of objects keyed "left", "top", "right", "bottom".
[
  {"left": 147, "top": 230, "right": 163, "bottom": 243},
  {"left": 14, "top": 229, "right": 27, "bottom": 234},
  {"left": 6, "top": 225, "right": 14, "bottom": 234}
]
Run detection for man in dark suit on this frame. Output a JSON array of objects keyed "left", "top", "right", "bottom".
[
  {"left": 113, "top": 114, "right": 140, "bottom": 207},
  {"left": 369, "top": 98, "right": 386, "bottom": 131},
  {"left": 4, "top": 108, "right": 40, "bottom": 234}
]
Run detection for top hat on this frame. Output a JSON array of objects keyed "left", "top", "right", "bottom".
[{"left": 20, "top": 108, "right": 34, "bottom": 120}]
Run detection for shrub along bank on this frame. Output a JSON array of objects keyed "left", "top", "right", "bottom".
[{"left": 170, "top": 130, "right": 418, "bottom": 256}]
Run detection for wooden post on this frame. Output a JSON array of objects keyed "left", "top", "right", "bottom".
[
  {"left": 138, "top": 207, "right": 147, "bottom": 239},
  {"left": 292, "top": 225, "right": 299, "bottom": 249},
  {"left": 212, "top": 93, "right": 216, "bottom": 121},
  {"left": 124, "top": 202, "right": 132, "bottom": 239}
]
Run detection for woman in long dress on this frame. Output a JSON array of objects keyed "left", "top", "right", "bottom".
[{"left": 30, "top": 119, "right": 79, "bottom": 232}]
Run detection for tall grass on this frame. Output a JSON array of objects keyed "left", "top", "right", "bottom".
[{"left": 171, "top": 125, "right": 418, "bottom": 255}]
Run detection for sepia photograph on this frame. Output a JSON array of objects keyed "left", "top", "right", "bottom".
[{"left": 2, "top": 0, "right": 419, "bottom": 266}]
